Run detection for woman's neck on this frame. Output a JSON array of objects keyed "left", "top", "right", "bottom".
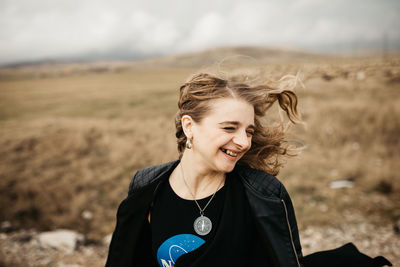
[{"left": 169, "top": 153, "right": 225, "bottom": 200}]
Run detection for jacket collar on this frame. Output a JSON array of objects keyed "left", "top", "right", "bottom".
[{"left": 129, "top": 160, "right": 283, "bottom": 199}]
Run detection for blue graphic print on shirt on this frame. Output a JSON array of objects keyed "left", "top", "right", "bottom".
[{"left": 157, "top": 234, "right": 205, "bottom": 267}]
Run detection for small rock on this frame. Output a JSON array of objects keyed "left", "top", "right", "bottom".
[
  {"left": 1, "top": 221, "right": 14, "bottom": 233},
  {"left": 37, "top": 229, "right": 84, "bottom": 254},
  {"left": 330, "top": 180, "right": 354, "bottom": 189},
  {"left": 83, "top": 246, "right": 94, "bottom": 256},
  {"left": 319, "top": 204, "right": 329, "bottom": 212},
  {"left": 356, "top": 71, "right": 366, "bottom": 81},
  {"left": 352, "top": 142, "right": 360, "bottom": 151},
  {"left": 81, "top": 210, "right": 93, "bottom": 220}
]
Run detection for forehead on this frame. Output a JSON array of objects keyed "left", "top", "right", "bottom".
[{"left": 202, "top": 97, "right": 255, "bottom": 125}]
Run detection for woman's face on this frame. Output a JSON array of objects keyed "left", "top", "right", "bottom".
[{"left": 188, "top": 97, "right": 255, "bottom": 173}]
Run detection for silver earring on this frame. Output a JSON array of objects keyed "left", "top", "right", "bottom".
[{"left": 186, "top": 139, "right": 193, "bottom": 149}]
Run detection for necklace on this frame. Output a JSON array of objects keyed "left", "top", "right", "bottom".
[{"left": 180, "top": 164, "right": 225, "bottom": 236}]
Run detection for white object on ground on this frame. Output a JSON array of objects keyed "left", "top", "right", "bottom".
[
  {"left": 329, "top": 180, "right": 354, "bottom": 189},
  {"left": 37, "top": 229, "right": 84, "bottom": 254}
]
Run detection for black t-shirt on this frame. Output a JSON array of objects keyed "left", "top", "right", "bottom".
[
  {"left": 150, "top": 177, "right": 226, "bottom": 266},
  {"left": 150, "top": 171, "right": 267, "bottom": 267}
]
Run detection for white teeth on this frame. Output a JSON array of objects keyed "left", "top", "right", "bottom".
[{"left": 223, "top": 149, "right": 238, "bottom": 157}]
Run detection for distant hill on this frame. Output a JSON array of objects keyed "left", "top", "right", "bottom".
[
  {"left": 137, "top": 46, "right": 328, "bottom": 68},
  {"left": 0, "top": 46, "right": 369, "bottom": 80}
]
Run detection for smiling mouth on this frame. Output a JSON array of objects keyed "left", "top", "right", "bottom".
[{"left": 220, "top": 148, "right": 239, "bottom": 157}]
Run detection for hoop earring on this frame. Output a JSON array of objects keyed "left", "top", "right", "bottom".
[{"left": 186, "top": 139, "right": 193, "bottom": 149}]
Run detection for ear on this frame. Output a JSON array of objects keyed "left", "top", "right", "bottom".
[{"left": 181, "top": 115, "right": 194, "bottom": 140}]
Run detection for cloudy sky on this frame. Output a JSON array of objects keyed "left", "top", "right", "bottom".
[{"left": 0, "top": 0, "right": 399, "bottom": 65}]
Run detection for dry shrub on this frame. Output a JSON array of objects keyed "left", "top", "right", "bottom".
[{"left": 0, "top": 118, "right": 177, "bottom": 240}]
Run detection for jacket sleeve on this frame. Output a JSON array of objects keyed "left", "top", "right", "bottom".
[
  {"left": 281, "top": 185, "right": 304, "bottom": 265},
  {"left": 106, "top": 170, "right": 158, "bottom": 267},
  {"left": 128, "top": 171, "right": 139, "bottom": 196}
]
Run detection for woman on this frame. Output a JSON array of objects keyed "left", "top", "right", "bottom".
[
  {"left": 105, "top": 73, "right": 391, "bottom": 267},
  {"left": 106, "top": 72, "right": 302, "bottom": 267}
]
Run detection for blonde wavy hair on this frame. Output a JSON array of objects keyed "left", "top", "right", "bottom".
[{"left": 175, "top": 72, "right": 303, "bottom": 175}]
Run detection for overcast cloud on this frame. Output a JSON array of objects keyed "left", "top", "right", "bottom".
[{"left": 0, "top": 0, "right": 399, "bottom": 64}]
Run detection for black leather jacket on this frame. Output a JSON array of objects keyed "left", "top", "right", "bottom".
[{"left": 106, "top": 160, "right": 303, "bottom": 267}]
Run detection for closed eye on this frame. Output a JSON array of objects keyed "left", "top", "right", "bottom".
[
  {"left": 223, "top": 127, "right": 254, "bottom": 136},
  {"left": 246, "top": 131, "right": 255, "bottom": 136}
]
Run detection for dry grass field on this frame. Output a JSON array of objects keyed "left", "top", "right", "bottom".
[{"left": 0, "top": 48, "right": 399, "bottom": 265}]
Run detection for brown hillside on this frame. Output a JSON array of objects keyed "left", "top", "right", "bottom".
[
  {"left": 0, "top": 51, "right": 399, "bottom": 265},
  {"left": 0, "top": 46, "right": 330, "bottom": 81}
]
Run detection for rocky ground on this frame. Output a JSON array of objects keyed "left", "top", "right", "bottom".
[
  {"left": 0, "top": 221, "right": 398, "bottom": 267},
  {"left": 0, "top": 227, "right": 108, "bottom": 267},
  {"left": 301, "top": 223, "right": 399, "bottom": 265}
]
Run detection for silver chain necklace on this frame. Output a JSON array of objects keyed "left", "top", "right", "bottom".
[{"left": 180, "top": 164, "right": 225, "bottom": 236}]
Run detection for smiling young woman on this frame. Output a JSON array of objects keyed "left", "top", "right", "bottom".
[
  {"left": 106, "top": 72, "right": 303, "bottom": 267},
  {"left": 105, "top": 73, "right": 392, "bottom": 267}
]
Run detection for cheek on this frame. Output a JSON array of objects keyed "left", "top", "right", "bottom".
[{"left": 215, "top": 135, "right": 234, "bottom": 148}]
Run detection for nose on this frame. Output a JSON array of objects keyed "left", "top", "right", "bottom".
[{"left": 233, "top": 130, "right": 251, "bottom": 150}]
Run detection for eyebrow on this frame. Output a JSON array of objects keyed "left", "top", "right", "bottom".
[{"left": 219, "top": 121, "right": 255, "bottom": 130}]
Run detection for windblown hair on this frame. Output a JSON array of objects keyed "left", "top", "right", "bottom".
[{"left": 175, "top": 72, "right": 303, "bottom": 175}]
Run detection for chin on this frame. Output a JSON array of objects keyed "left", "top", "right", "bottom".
[
  {"left": 216, "top": 151, "right": 242, "bottom": 173},
  {"left": 217, "top": 161, "right": 237, "bottom": 173}
]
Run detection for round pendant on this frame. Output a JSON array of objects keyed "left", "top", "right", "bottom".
[{"left": 193, "top": 215, "right": 212, "bottom": 236}]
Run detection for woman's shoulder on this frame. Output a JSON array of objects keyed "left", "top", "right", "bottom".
[
  {"left": 128, "top": 160, "right": 179, "bottom": 195},
  {"left": 233, "top": 164, "right": 287, "bottom": 199}
]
